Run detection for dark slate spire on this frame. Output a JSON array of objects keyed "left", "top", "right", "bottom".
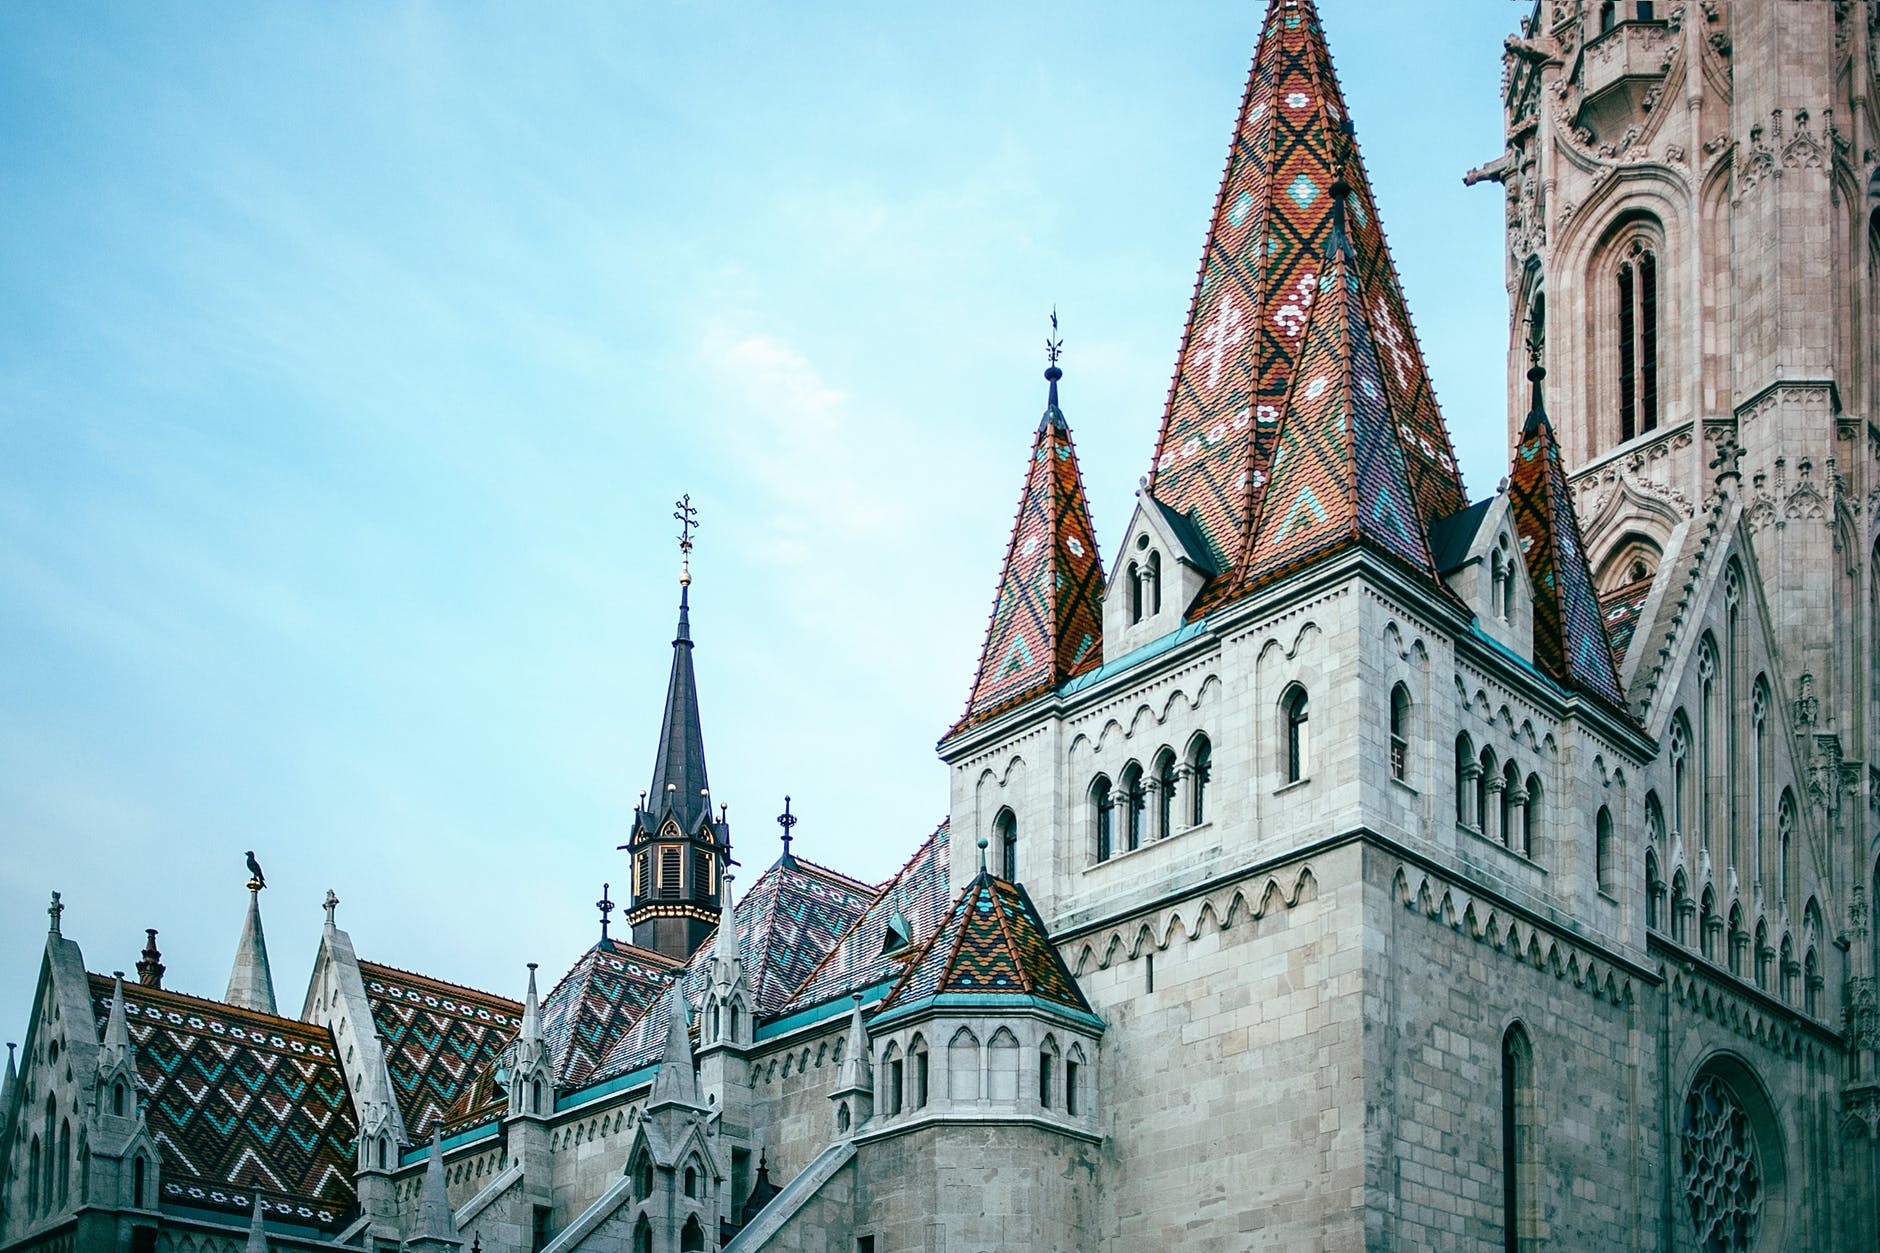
[{"left": 646, "top": 582, "right": 712, "bottom": 836}]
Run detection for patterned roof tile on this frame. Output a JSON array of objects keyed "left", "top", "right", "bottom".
[
  {"left": 1148, "top": 0, "right": 1466, "bottom": 597},
  {"left": 877, "top": 874, "right": 1093, "bottom": 1021},
  {"left": 783, "top": 820, "right": 952, "bottom": 1012},
  {"left": 1599, "top": 575, "right": 1654, "bottom": 669},
  {"left": 540, "top": 939, "right": 680, "bottom": 1087},
  {"left": 952, "top": 374, "right": 1105, "bottom": 734},
  {"left": 358, "top": 962, "right": 520, "bottom": 1142},
  {"left": 88, "top": 975, "right": 358, "bottom": 1230},
  {"left": 1508, "top": 384, "right": 1629, "bottom": 710}
]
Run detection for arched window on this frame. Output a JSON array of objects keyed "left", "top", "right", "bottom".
[
  {"left": 883, "top": 1042, "right": 904, "bottom": 1115},
  {"left": 1127, "top": 559, "right": 1142, "bottom": 624},
  {"left": 986, "top": 1029, "right": 1019, "bottom": 1103},
  {"left": 1039, "top": 1036, "right": 1060, "bottom": 1111},
  {"left": 1146, "top": 550, "right": 1162, "bottom": 616},
  {"left": 1668, "top": 712, "right": 1690, "bottom": 837},
  {"left": 1153, "top": 749, "right": 1178, "bottom": 839},
  {"left": 1697, "top": 638, "right": 1717, "bottom": 858},
  {"left": 633, "top": 1216, "right": 653, "bottom": 1253},
  {"left": 1456, "top": 734, "right": 1477, "bottom": 827},
  {"left": 1699, "top": 887, "right": 1718, "bottom": 961},
  {"left": 728, "top": 1004, "right": 742, "bottom": 1042},
  {"left": 1521, "top": 772, "right": 1542, "bottom": 859},
  {"left": 634, "top": 1152, "right": 654, "bottom": 1201},
  {"left": 1090, "top": 776, "right": 1113, "bottom": 863},
  {"left": 1389, "top": 683, "right": 1411, "bottom": 782},
  {"left": 1671, "top": 870, "right": 1691, "bottom": 944},
  {"left": 132, "top": 1154, "right": 145, "bottom": 1209},
  {"left": 1779, "top": 934, "right": 1797, "bottom": 1003},
  {"left": 1490, "top": 547, "right": 1508, "bottom": 623},
  {"left": 1645, "top": 848, "right": 1663, "bottom": 929},
  {"left": 1777, "top": 791, "right": 1796, "bottom": 908},
  {"left": 993, "top": 808, "right": 1017, "bottom": 881},
  {"left": 1187, "top": 734, "right": 1212, "bottom": 825},
  {"left": 1119, "top": 762, "right": 1146, "bottom": 853},
  {"left": 947, "top": 1029, "right": 980, "bottom": 1102},
  {"left": 1281, "top": 685, "right": 1310, "bottom": 784},
  {"left": 683, "top": 1164, "right": 698, "bottom": 1199},
  {"left": 1501, "top": 761, "right": 1521, "bottom": 853},
  {"left": 680, "top": 1216, "right": 705, "bottom": 1252},
  {"left": 1596, "top": 806, "right": 1615, "bottom": 895},
  {"left": 1617, "top": 240, "right": 1660, "bottom": 442},
  {"left": 1751, "top": 678, "right": 1768, "bottom": 881},
  {"left": 112, "top": 1082, "right": 126, "bottom": 1118},
  {"left": 1498, "top": 538, "right": 1516, "bottom": 620},
  {"left": 27, "top": 1134, "right": 39, "bottom": 1215},
  {"left": 1065, "top": 1045, "right": 1086, "bottom": 1117},
  {"left": 1804, "top": 948, "right": 1821, "bottom": 1017},
  {"left": 910, "top": 1035, "right": 930, "bottom": 1109},
  {"left": 1678, "top": 1065, "right": 1775, "bottom": 1252},
  {"left": 1754, "top": 919, "right": 1771, "bottom": 988},
  {"left": 1727, "top": 903, "right": 1746, "bottom": 976},
  {"left": 1479, "top": 747, "right": 1501, "bottom": 841},
  {"left": 531, "top": 1079, "right": 543, "bottom": 1115},
  {"left": 1501, "top": 1024, "right": 1535, "bottom": 1252}
]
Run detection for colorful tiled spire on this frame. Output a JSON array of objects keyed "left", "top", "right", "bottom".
[
  {"left": 1507, "top": 363, "right": 1629, "bottom": 710},
  {"left": 1243, "top": 181, "right": 1437, "bottom": 586},
  {"left": 873, "top": 864, "right": 1098, "bottom": 1028},
  {"left": 953, "top": 327, "right": 1105, "bottom": 733},
  {"left": 1148, "top": 0, "right": 1465, "bottom": 587}
]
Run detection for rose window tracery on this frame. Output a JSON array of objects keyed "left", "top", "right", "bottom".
[{"left": 1680, "top": 1074, "right": 1763, "bottom": 1252}]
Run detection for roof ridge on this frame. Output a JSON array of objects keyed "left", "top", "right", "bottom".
[
  {"left": 357, "top": 959, "right": 523, "bottom": 1010},
  {"left": 986, "top": 880, "right": 1038, "bottom": 997},
  {"left": 88, "top": 972, "right": 331, "bottom": 1038}
]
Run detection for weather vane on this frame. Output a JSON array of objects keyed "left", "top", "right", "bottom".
[
  {"left": 674, "top": 494, "right": 699, "bottom": 586},
  {"left": 1045, "top": 308, "right": 1063, "bottom": 369},
  {"left": 597, "top": 883, "right": 615, "bottom": 942},
  {"left": 777, "top": 795, "right": 797, "bottom": 860}
]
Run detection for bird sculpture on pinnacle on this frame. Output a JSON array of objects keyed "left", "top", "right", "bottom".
[{"left": 245, "top": 851, "right": 266, "bottom": 890}]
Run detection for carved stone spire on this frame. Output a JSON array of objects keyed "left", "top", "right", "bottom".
[
  {"left": 225, "top": 883, "right": 278, "bottom": 1015},
  {"left": 100, "top": 972, "right": 132, "bottom": 1070},
  {"left": 407, "top": 1128, "right": 463, "bottom": 1249},
  {"left": 647, "top": 987, "right": 701, "bottom": 1111},
  {"left": 135, "top": 929, "right": 164, "bottom": 989},
  {"left": 245, "top": 1193, "right": 271, "bottom": 1253}
]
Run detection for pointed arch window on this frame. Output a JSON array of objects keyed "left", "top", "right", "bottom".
[
  {"left": 1501, "top": 761, "right": 1522, "bottom": 853},
  {"left": 1065, "top": 1045, "right": 1085, "bottom": 1117},
  {"left": 1090, "top": 775, "right": 1113, "bottom": 863},
  {"left": 1645, "top": 848, "right": 1663, "bottom": 930},
  {"left": 1501, "top": 1024, "right": 1535, "bottom": 1252},
  {"left": 1281, "top": 685, "right": 1310, "bottom": 784},
  {"left": 1153, "top": 749, "right": 1178, "bottom": 839},
  {"left": 1126, "top": 559, "right": 1143, "bottom": 625},
  {"left": 633, "top": 1217, "right": 653, "bottom": 1253},
  {"left": 909, "top": 1035, "right": 929, "bottom": 1109},
  {"left": 1146, "top": 551, "right": 1162, "bottom": 616},
  {"left": 1187, "top": 735, "right": 1212, "bottom": 825},
  {"left": 680, "top": 1216, "right": 706, "bottom": 1252},
  {"left": 1596, "top": 806, "right": 1616, "bottom": 895},
  {"left": 1618, "top": 242, "right": 1659, "bottom": 442},
  {"left": 1668, "top": 713, "right": 1691, "bottom": 837},
  {"left": 883, "top": 1043, "right": 904, "bottom": 1115},
  {"left": 993, "top": 808, "right": 1017, "bottom": 881},
  {"left": 1804, "top": 948, "right": 1821, "bottom": 1017},
  {"left": 1119, "top": 762, "right": 1146, "bottom": 852},
  {"left": 1479, "top": 747, "right": 1500, "bottom": 841},
  {"left": 132, "top": 1154, "right": 145, "bottom": 1209},
  {"left": 1456, "top": 734, "right": 1478, "bottom": 828},
  {"left": 947, "top": 1028, "right": 981, "bottom": 1102},
  {"left": 1039, "top": 1035, "right": 1060, "bottom": 1110},
  {"left": 1389, "top": 683, "right": 1411, "bottom": 782},
  {"left": 1777, "top": 791, "right": 1796, "bottom": 908},
  {"left": 1751, "top": 679, "right": 1768, "bottom": 882},
  {"left": 986, "top": 1029, "right": 1019, "bottom": 1103}
]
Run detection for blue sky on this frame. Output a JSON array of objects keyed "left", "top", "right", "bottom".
[{"left": 0, "top": 2, "right": 1523, "bottom": 1047}]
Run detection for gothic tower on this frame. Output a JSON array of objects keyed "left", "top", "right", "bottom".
[{"left": 624, "top": 501, "right": 729, "bottom": 962}]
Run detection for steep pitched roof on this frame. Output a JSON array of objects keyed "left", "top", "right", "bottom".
[
  {"left": 357, "top": 962, "right": 520, "bottom": 1141},
  {"left": 1147, "top": 0, "right": 1465, "bottom": 591},
  {"left": 1599, "top": 575, "right": 1654, "bottom": 670},
  {"left": 1242, "top": 192, "right": 1437, "bottom": 587},
  {"left": 782, "top": 820, "right": 952, "bottom": 1012},
  {"left": 953, "top": 367, "right": 1105, "bottom": 734},
  {"left": 640, "top": 586, "right": 714, "bottom": 838},
  {"left": 874, "top": 873, "right": 1096, "bottom": 1027},
  {"left": 88, "top": 975, "right": 358, "bottom": 1230},
  {"left": 1506, "top": 370, "right": 1629, "bottom": 710},
  {"left": 539, "top": 939, "right": 679, "bottom": 1086}
]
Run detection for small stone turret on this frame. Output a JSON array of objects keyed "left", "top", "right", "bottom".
[
  {"left": 624, "top": 988, "right": 721, "bottom": 1252},
  {"left": 225, "top": 882, "right": 278, "bottom": 1015},
  {"left": 405, "top": 1129, "right": 463, "bottom": 1251},
  {"left": 827, "top": 992, "right": 873, "bottom": 1137}
]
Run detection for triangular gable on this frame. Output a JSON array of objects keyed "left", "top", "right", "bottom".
[
  {"left": 877, "top": 875, "right": 1094, "bottom": 1022},
  {"left": 540, "top": 939, "right": 678, "bottom": 1087},
  {"left": 1148, "top": 0, "right": 1465, "bottom": 589},
  {"left": 1243, "top": 220, "right": 1437, "bottom": 586},
  {"left": 954, "top": 374, "right": 1105, "bottom": 734},
  {"left": 1507, "top": 403, "right": 1628, "bottom": 710},
  {"left": 357, "top": 962, "right": 520, "bottom": 1142}
]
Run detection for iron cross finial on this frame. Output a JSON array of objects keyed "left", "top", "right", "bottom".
[
  {"left": 597, "top": 883, "right": 616, "bottom": 942},
  {"left": 674, "top": 494, "right": 699, "bottom": 587},
  {"left": 48, "top": 891, "right": 63, "bottom": 935},
  {"left": 1046, "top": 308, "right": 1063, "bottom": 369},
  {"left": 1523, "top": 304, "right": 1545, "bottom": 368},
  {"left": 322, "top": 890, "right": 339, "bottom": 928},
  {"left": 777, "top": 795, "right": 797, "bottom": 859}
]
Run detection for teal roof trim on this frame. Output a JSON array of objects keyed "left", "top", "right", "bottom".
[
  {"left": 869, "top": 991, "right": 1105, "bottom": 1033},
  {"left": 1059, "top": 618, "right": 1211, "bottom": 699},
  {"left": 755, "top": 977, "right": 895, "bottom": 1043},
  {"left": 1464, "top": 622, "right": 1567, "bottom": 700},
  {"left": 399, "top": 1120, "right": 499, "bottom": 1166},
  {"left": 555, "top": 1060, "right": 660, "bottom": 1113}
]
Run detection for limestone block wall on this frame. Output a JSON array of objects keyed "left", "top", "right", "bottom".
[
  {"left": 548, "top": 1098, "right": 641, "bottom": 1225},
  {"left": 1373, "top": 850, "right": 1657, "bottom": 1251},
  {"left": 747, "top": 1021, "right": 850, "bottom": 1185},
  {"left": 850, "top": 1123, "right": 1097, "bottom": 1253},
  {"left": 1064, "top": 846, "right": 1366, "bottom": 1253}
]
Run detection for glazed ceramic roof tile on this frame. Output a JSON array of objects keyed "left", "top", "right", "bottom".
[
  {"left": 1600, "top": 575, "right": 1654, "bottom": 670},
  {"left": 1507, "top": 378, "right": 1629, "bottom": 710},
  {"left": 876, "top": 873, "right": 1093, "bottom": 1022},
  {"left": 783, "top": 820, "right": 952, "bottom": 1012},
  {"left": 953, "top": 370, "right": 1105, "bottom": 734},
  {"left": 540, "top": 939, "right": 680, "bottom": 1087},
  {"left": 357, "top": 961, "right": 520, "bottom": 1142},
  {"left": 1243, "top": 199, "right": 1437, "bottom": 587},
  {"left": 88, "top": 975, "right": 358, "bottom": 1230},
  {"left": 1148, "top": 0, "right": 1465, "bottom": 595}
]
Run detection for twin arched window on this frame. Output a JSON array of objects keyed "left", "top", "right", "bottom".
[
  {"left": 1126, "top": 549, "right": 1162, "bottom": 625},
  {"left": 1617, "top": 241, "right": 1660, "bottom": 442},
  {"left": 1089, "top": 733, "right": 1213, "bottom": 864}
]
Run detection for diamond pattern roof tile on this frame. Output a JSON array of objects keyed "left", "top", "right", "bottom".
[
  {"left": 1149, "top": 0, "right": 1465, "bottom": 599},
  {"left": 540, "top": 939, "right": 680, "bottom": 1087},
  {"left": 783, "top": 820, "right": 952, "bottom": 1012},
  {"left": 877, "top": 873, "right": 1093, "bottom": 1022},
  {"left": 1599, "top": 575, "right": 1654, "bottom": 670},
  {"left": 88, "top": 975, "right": 359, "bottom": 1230}
]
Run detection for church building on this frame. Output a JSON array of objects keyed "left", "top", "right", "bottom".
[{"left": 4, "top": 0, "right": 1877, "bottom": 1248}]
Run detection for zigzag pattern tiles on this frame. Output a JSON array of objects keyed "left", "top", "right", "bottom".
[
  {"left": 358, "top": 962, "right": 520, "bottom": 1141},
  {"left": 883, "top": 876, "right": 1092, "bottom": 1017},
  {"left": 541, "top": 940, "right": 678, "bottom": 1086},
  {"left": 786, "top": 820, "right": 951, "bottom": 1011},
  {"left": 88, "top": 976, "right": 358, "bottom": 1229}
]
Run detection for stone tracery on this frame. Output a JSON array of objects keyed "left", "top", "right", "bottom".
[{"left": 1680, "top": 1073, "right": 1763, "bottom": 1252}]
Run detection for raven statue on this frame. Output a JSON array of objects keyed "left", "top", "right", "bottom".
[{"left": 245, "top": 850, "right": 266, "bottom": 890}]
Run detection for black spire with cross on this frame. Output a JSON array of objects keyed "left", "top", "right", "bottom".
[
  {"left": 597, "top": 883, "right": 615, "bottom": 943},
  {"left": 1039, "top": 309, "right": 1069, "bottom": 434},
  {"left": 1521, "top": 306, "right": 1551, "bottom": 437}
]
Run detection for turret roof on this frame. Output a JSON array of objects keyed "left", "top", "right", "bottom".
[
  {"left": 1147, "top": 0, "right": 1465, "bottom": 598},
  {"left": 953, "top": 365, "right": 1105, "bottom": 734},
  {"left": 640, "top": 586, "right": 714, "bottom": 838}
]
